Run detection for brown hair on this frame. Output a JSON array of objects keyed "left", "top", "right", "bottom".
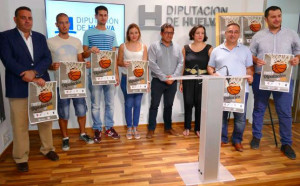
[
  {"left": 160, "top": 23, "right": 174, "bottom": 33},
  {"left": 126, "top": 23, "right": 141, "bottom": 42},
  {"left": 189, "top": 25, "right": 208, "bottom": 41}
]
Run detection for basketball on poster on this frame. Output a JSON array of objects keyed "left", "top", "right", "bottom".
[
  {"left": 59, "top": 62, "right": 87, "bottom": 99},
  {"left": 28, "top": 81, "right": 58, "bottom": 124}
]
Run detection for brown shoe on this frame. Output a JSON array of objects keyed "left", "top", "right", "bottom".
[
  {"left": 165, "top": 129, "right": 179, "bottom": 136},
  {"left": 233, "top": 143, "right": 244, "bottom": 152},
  {"left": 221, "top": 141, "right": 228, "bottom": 147},
  {"left": 146, "top": 130, "right": 154, "bottom": 139}
]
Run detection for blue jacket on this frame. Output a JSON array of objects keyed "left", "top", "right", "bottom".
[{"left": 0, "top": 28, "right": 52, "bottom": 98}]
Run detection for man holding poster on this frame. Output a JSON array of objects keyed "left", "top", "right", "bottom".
[
  {"left": 250, "top": 6, "right": 300, "bottom": 159},
  {"left": 47, "top": 13, "right": 94, "bottom": 151},
  {"left": 207, "top": 23, "right": 253, "bottom": 152},
  {"left": 83, "top": 6, "right": 120, "bottom": 143},
  {"left": 0, "top": 6, "right": 58, "bottom": 172}
]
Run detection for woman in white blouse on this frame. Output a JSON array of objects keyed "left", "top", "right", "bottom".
[{"left": 117, "top": 23, "right": 148, "bottom": 139}]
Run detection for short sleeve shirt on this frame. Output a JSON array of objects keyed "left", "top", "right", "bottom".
[
  {"left": 83, "top": 28, "right": 118, "bottom": 50},
  {"left": 47, "top": 35, "right": 83, "bottom": 83},
  {"left": 208, "top": 43, "right": 253, "bottom": 92}
]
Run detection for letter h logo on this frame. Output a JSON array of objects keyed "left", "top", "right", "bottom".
[{"left": 139, "top": 5, "right": 162, "bottom": 30}]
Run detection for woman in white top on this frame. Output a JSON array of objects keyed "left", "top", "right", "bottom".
[{"left": 117, "top": 23, "right": 148, "bottom": 139}]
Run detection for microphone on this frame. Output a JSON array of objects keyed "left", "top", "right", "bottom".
[{"left": 213, "top": 65, "right": 230, "bottom": 83}]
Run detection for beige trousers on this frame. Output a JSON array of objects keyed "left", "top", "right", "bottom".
[{"left": 9, "top": 98, "right": 55, "bottom": 163}]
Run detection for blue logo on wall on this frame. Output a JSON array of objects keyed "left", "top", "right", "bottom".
[{"left": 54, "top": 17, "right": 77, "bottom": 34}]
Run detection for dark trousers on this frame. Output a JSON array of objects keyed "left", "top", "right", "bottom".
[
  {"left": 148, "top": 78, "right": 177, "bottom": 131},
  {"left": 183, "top": 79, "right": 202, "bottom": 131}
]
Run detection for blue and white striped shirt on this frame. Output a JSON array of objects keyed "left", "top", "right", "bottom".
[{"left": 83, "top": 28, "right": 118, "bottom": 50}]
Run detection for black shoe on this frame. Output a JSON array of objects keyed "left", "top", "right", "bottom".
[
  {"left": 281, "top": 144, "right": 296, "bottom": 160},
  {"left": 45, "top": 151, "right": 59, "bottom": 161},
  {"left": 250, "top": 137, "right": 260, "bottom": 149},
  {"left": 16, "top": 162, "right": 28, "bottom": 172}
]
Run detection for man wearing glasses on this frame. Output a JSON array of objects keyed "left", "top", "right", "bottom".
[
  {"left": 146, "top": 23, "right": 183, "bottom": 139},
  {"left": 207, "top": 23, "right": 253, "bottom": 152}
]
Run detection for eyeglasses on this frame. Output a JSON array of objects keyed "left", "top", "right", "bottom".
[
  {"left": 163, "top": 32, "right": 174, "bottom": 35},
  {"left": 226, "top": 30, "right": 240, "bottom": 35}
]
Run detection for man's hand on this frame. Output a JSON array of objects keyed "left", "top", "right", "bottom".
[
  {"left": 165, "top": 75, "right": 174, "bottom": 85},
  {"left": 212, "top": 72, "right": 220, "bottom": 76},
  {"left": 256, "top": 58, "right": 266, "bottom": 67},
  {"left": 86, "top": 61, "right": 91, "bottom": 68},
  {"left": 90, "top": 46, "right": 100, "bottom": 54},
  {"left": 247, "top": 75, "right": 253, "bottom": 84},
  {"left": 20, "top": 70, "right": 36, "bottom": 82},
  {"left": 51, "top": 62, "right": 60, "bottom": 70},
  {"left": 289, "top": 57, "right": 299, "bottom": 66},
  {"left": 115, "top": 76, "right": 120, "bottom": 87},
  {"left": 32, "top": 78, "right": 46, "bottom": 87}
]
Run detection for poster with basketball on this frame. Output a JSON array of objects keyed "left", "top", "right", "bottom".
[
  {"left": 260, "top": 53, "right": 294, "bottom": 92},
  {"left": 223, "top": 77, "right": 246, "bottom": 113},
  {"left": 127, "top": 61, "right": 148, "bottom": 94},
  {"left": 219, "top": 16, "right": 242, "bottom": 44},
  {"left": 28, "top": 81, "right": 58, "bottom": 124},
  {"left": 215, "top": 13, "right": 265, "bottom": 46},
  {"left": 91, "top": 51, "right": 116, "bottom": 85},
  {"left": 243, "top": 16, "right": 265, "bottom": 46},
  {"left": 59, "top": 61, "right": 86, "bottom": 99}
]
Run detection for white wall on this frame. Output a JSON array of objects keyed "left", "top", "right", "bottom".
[{"left": 0, "top": 0, "right": 265, "bottom": 154}]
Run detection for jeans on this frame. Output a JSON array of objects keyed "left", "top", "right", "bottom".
[
  {"left": 57, "top": 88, "right": 87, "bottom": 120},
  {"left": 252, "top": 73, "right": 293, "bottom": 145},
  {"left": 88, "top": 75, "right": 115, "bottom": 131},
  {"left": 120, "top": 75, "right": 143, "bottom": 127},
  {"left": 148, "top": 78, "right": 177, "bottom": 131},
  {"left": 222, "top": 93, "right": 249, "bottom": 144}
]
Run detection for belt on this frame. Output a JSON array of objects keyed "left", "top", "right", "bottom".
[{"left": 185, "top": 68, "right": 207, "bottom": 75}]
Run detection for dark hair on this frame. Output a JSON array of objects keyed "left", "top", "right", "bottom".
[
  {"left": 226, "top": 22, "right": 240, "bottom": 29},
  {"left": 15, "top": 6, "right": 31, "bottom": 17},
  {"left": 189, "top": 25, "right": 208, "bottom": 42},
  {"left": 160, "top": 23, "right": 174, "bottom": 33},
  {"left": 95, "top": 6, "right": 108, "bottom": 15},
  {"left": 126, "top": 23, "right": 141, "bottom": 42},
  {"left": 56, "top": 13, "right": 68, "bottom": 22},
  {"left": 265, "top": 6, "right": 281, "bottom": 18}
]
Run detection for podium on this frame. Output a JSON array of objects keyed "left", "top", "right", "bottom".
[{"left": 171, "top": 75, "right": 248, "bottom": 184}]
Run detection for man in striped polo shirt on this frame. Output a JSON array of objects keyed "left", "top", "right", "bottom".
[{"left": 83, "top": 5, "right": 120, "bottom": 143}]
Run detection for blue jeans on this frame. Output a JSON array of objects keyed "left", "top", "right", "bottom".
[
  {"left": 252, "top": 73, "right": 293, "bottom": 145},
  {"left": 120, "top": 75, "right": 143, "bottom": 127},
  {"left": 222, "top": 93, "right": 249, "bottom": 144},
  {"left": 57, "top": 88, "right": 87, "bottom": 120},
  {"left": 88, "top": 75, "right": 115, "bottom": 131},
  {"left": 148, "top": 78, "right": 177, "bottom": 131}
]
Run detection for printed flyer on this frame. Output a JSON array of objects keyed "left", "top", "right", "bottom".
[
  {"left": 91, "top": 51, "right": 116, "bottom": 85},
  {"left": 28, "top": 81, "right": 58, "bottom": 124}
]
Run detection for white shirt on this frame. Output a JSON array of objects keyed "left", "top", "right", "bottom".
[{"left": 17, "top": 28, "right": 33, "bottom": 60}]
